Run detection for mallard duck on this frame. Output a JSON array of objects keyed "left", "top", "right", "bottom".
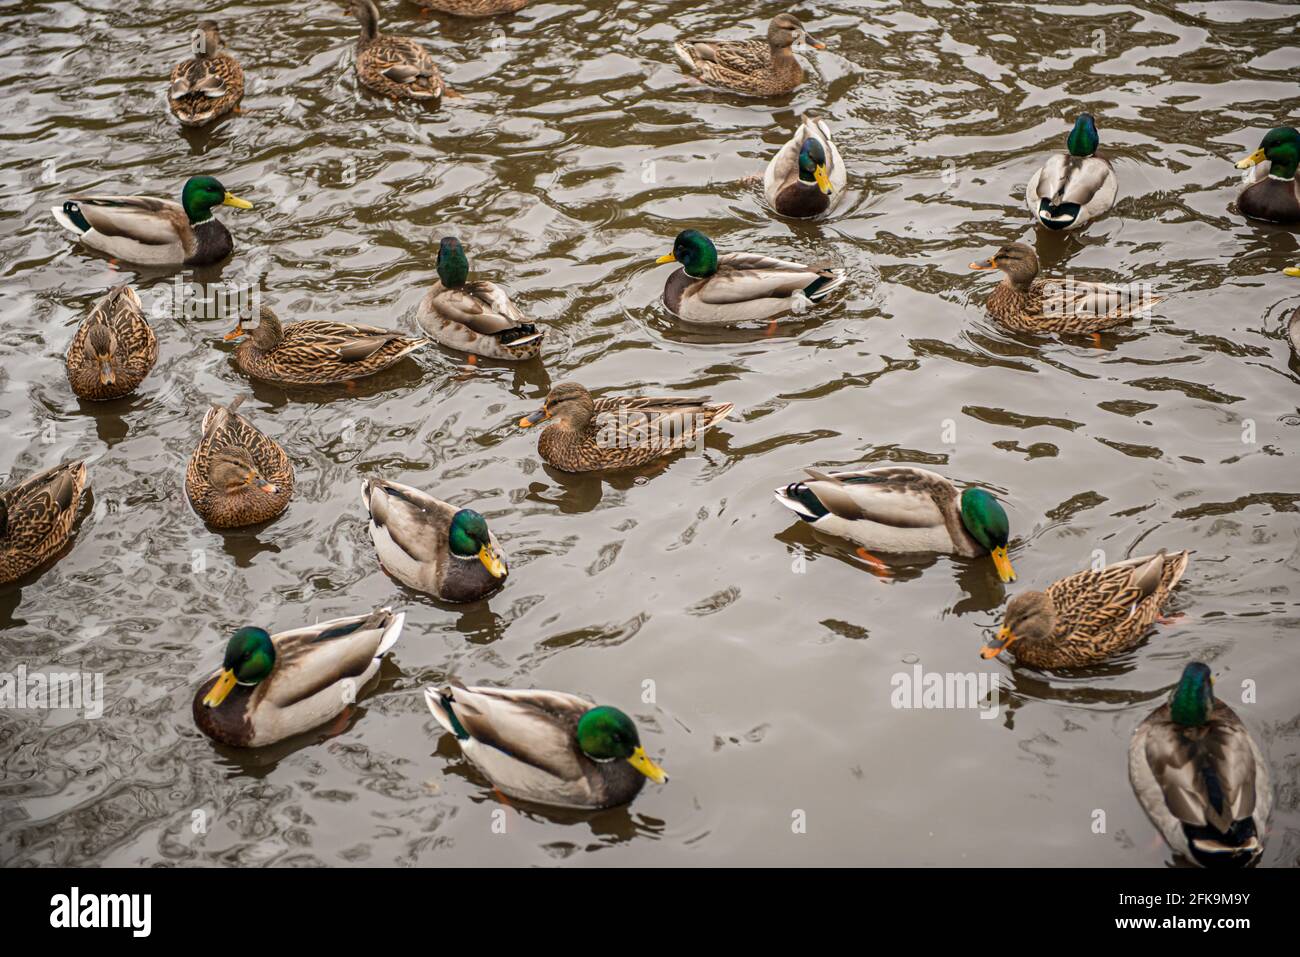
[
  {"left": 674, "top": 13, "right": 823, "bottom": 97},
  {"left": 194, "top": 608, "right": 405, "bottom": 748},
  {"left": 185, "top": 397, "right": 293, "bottom": 528},
  {"left": 1284, "top": 266, "right": 1300, "bottom": 356},
  {"left": 424, "top": 682, "right": 667, "bottom": 809},
  {"left": 50, "top": 175, "right": 253, "bottom": 267},
  {"left": 773, "top": 467, "right": 1016, "bottom": 582},
  {"left": 361, "top": 478, "right": 507, "bottom": 602},
  {"left": 969, "top": 242, "right": 1164, "bottom": 334},
  {"left": 980, "top": 549, "right": 1189, "bottom": 668},
  {"left": 656, "top": 229, "right": 846, "bottom": 325},
  {"left": 1234, "top": 126, "right": 1300, "bottom": 224},
  {"left": 168, "top": 20, "right": 244, "bottom": 127},
  {"left": 352, "top": 0, "right": 444, "bottom": 101},
  {"left": 416, "top": 0, "right": 528, "bottom": 15},
  {"left": 223, "top": 306, "right": 428, "bottom": 385},
  {"left": 65, "top": 285, "right": 158, "bottom": 401},
  {"left": 415, "top": 237, "right": 544, "bottom": 361},
  {"left": 1129, "top": 662, "right": 1272, "bottom": 868},
  {"left": 518, "top": 381, "right": 733, "bottom": 473},
  {"left": 1025, "top": 113, "right": 1117, "bottom": 231},
  {"left": 764, "top": 113, "right": 846, "bottom": 219},
  {"left": 0, "top": 461, "right": 87, "bottom": 585}
]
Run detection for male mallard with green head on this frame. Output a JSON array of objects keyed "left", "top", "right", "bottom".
[
  {"left": 764, "top": 114, "right": 846, "bottom": 219},
  {"left": 656, "top": 229, "right": 845, "bottom": 325},
  {"left": 352, "top": 0, "right": 445, "bottom": 101},
  {"left": 65, "top": 285, "right": 157, "bottom": 401},
  {"left": 425, "top": 682, "right": 667, "bottom": 809},
  {"left": 774, "top": 467, "right": 1016, "bottom": 582},
  {"left": 168, "top": 20, "right": 244, "bottom": 127},
  {"left": 194, "top": 608, "right": 405, "bottom": 748},
  {"left": 981, "top": 549, "right": 1189, "bottom": 668},
  {"left": 1025, "top": 113, "right": 1117, "bottom": 231},
  {"left": 50, "top": 175, "right": 253, "bottom": 267},
  {"left": 185, "top": 397, "right": 294, "bottom": 528},
  {"left": 361, "top": 478, "right": 508, "bottom": 602},
  {"left": 224, "top": 306, "right": 428, "bottom": 385},
  {"left": 1129, "top": 662, "right": 1272, "bottom": 868},
  {"left": 674, "top": 12, "right": 824, "bottom": 97},
  {"left": 416, "top": 237, "right": 544, "bottom": 360},
  {"left": 969, "top": 241, "right": 1163, "bottom": 334},
  {"left": 519, "top": 381, "right": 733, "bottom": 473},
  {"left": 1235, "top": 126, "right": 1300, "bottom": 224},
  {"left": 0, "top": 461, "right": 87, "bottom": 585}
]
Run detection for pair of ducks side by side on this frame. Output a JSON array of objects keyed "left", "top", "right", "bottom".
[{"left": 193, "top": 609, "right": 665, "bottom": 809}]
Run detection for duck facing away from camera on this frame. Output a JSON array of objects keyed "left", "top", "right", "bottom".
[
  {"left": 1025, "top": 113, "right": 1117, "bottom": 231},
  {"left": 1130, "top": 662, "right": 1272, "bottom": 868}
]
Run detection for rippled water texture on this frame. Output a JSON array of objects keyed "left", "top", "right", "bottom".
[{"left": 1, "top": 0, "right": 1299, "bottom": 866}]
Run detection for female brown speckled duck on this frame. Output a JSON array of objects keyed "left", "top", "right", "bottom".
[
  {"left": 185, "top": 397, "right": 293, "bottom": 528},
  {"left": 168, "top": 20, "right": 244, "bottom": 127},
  {"left": 352, "top": 0, "right": 445, "bottom": 101},
  {"left": 674, "top": 13, "right": 824, "bottom": 97},
  {"left": 0, "top": 460, "right": 87, "bottom": 585},
  {"left": 981, "top": 549, "right": 1189, "bottom": 668},
  {"left": 65, "top": 285, "right": 158, "bottom": 401},
  {"left": 417, "top": 0, "right": 529, "bottom": 15},
  {"left": 969, "top": 242, "right": 1164, "bottom": 334},
  {"left": 224, "top": 306, "right": 428, "bottom": 386},
  {"left": 519, "top": 381, "right": 733, "bottom": 473}
]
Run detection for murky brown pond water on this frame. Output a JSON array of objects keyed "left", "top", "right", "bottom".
[{"left": 2, "top": 0, "right": 1298, "bottom": 867}]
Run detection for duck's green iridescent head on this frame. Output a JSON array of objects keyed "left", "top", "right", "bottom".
[
  {"left": 959, "top": 488, "right": 1015, "bottom": 582},
  {"left": 1236, "top": 126, "right": 1300, "bottom": 180},
  {"left": 202, "top": 626, "right": 275, "bottom": 708},
  {"left": 436, "top": 236, "right": 470, "bottom": 288},
  {"left": 1066, "top": 113, "right": 1100, "bottom": 158},
  {"left": 181, "top": 175, "right": 253, "bottom": 224},
  {"left": 449, "top": 508, "right": 506, "bottom": 578},
  {"left": 1169, "top": 662, "right": 1214, "bottom": 727},
  {"left": 575, "top": 705, "right": 668, "bottom": 783},
  {"left": 799, "top": 138, "right": 833, "bottom": 194},
  {"left": 656, "top": 229, "right": 719, "bottom": 279}
]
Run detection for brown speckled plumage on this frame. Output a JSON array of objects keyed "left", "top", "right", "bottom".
[
  {"left": 168, "top": 20, "right": 244, "bottom": 127},
  {"left": 185, "top": 397, "right": 293, "bottom": 528},
  {"left": 524, "top": 381, "right": 733, "bottom": 473},
  {"left": 65, "top": 285, "right": 158, "bottom": 401},
  {"left": 0, "top": 460, "right": 87, "bottom": 585},
  {"left": 987, "top": 550, "right": 1189, "bottom": 668},
  {"left": 353, "top": 0, "right": 444, "bottom": 101},
  {"left": 973, "top": 242, "right": 1164, "bottom": 334},
  {"left": 674, "top": 13, "right": 819, "bottom": 97}
]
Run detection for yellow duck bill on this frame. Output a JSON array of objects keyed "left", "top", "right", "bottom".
[
  {"left": 222, "top": 192, "right": 254, "bottom": 209},
  {"left": 478, "top": 544, "right": 507, "bottom": 578},
  {"left": 655, "top": 252, "right": 676, "bottom": 264},
  {"left": 814, "top": 164, "right": 833, "bottom": 194},
  {"left": 991, "top": 547, "right": 1016, "bottom": 583},
  {"left": 1235, "top": 148, "right": 1266, "bottom": 169},
  {"left": 202, "top": 669, "right": 238, "bottom": 707},
  {"left": 627, "top": 746, "right": 668, "bottom": 784}
]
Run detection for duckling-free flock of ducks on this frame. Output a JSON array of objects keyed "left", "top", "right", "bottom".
[{"left": 7, "top": 4, "right": 1298, "bottom": 862}]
